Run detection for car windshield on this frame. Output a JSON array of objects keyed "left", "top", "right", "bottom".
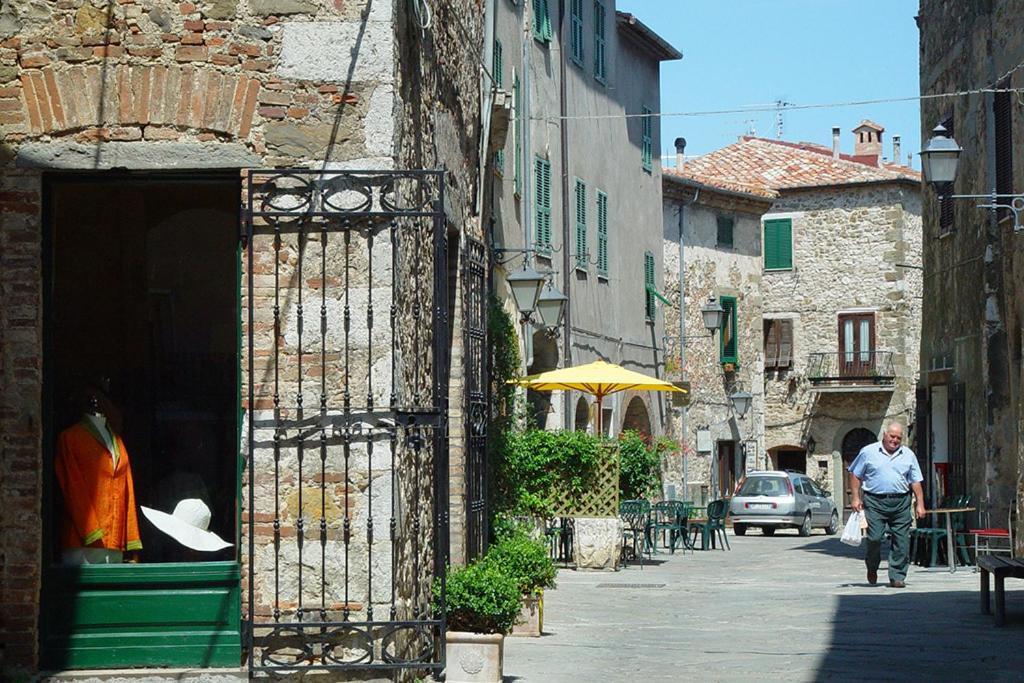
[{"left": 738, "top": 476, "right": 789, "bottom": 497}]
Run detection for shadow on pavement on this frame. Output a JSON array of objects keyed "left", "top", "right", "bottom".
[
  {"left": 816, "top": 589, "right": 1024, "bottom": 680},
  {"left": 792, "top": 536, "right": 866, "bottom": 559}
]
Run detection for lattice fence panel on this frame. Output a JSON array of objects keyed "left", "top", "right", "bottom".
[{"left": 548, "top": 444, "right": 620, "bottom": 517}]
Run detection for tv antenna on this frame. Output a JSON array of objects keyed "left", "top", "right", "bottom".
[{"left": 774, "top": 99, "right": 793, "bottom": 139}]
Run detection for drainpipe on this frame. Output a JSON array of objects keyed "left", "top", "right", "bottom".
[
  {"left": 521, "top": 7, "right": 534, "bottom": 370},
  {"left": 675, "top": 137, "right": 699, "bottom": 500},
  {"left": 558, "top": 0, "right": 573, "bottom": 430}
]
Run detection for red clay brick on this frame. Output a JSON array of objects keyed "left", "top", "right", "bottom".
[
  {"left": 27, "top": 72, "right": 51, "bottom": 132},
  {"left": 229, "top": 42, "right": 261, "bottom": 57},
  {"left": 0, "top": 86, "right": 22, "bottom": 97},
  {"left": 240, "top": 58, "right": 270, "bottom": 72},
  {"left": 143, "top": 125, "right": 179, "bottom": 140},
  {"left": 174, "top": 45, "right": 208, "bottom": 61},
  {"left": 179, "top": 2, "right": 196, "bottom": 14},
  {"left": 92, "top": 45, "right": 125, "bottom": 58},
  {"left": 183, "top": 19, "right": 205, "bottom": 31},
  {"left": 42, "top": 69, "right": 65, "bottom": 130},
  {"left": 205, "top": 21, "right": 233, "bottom": 31},
  {"left": 137, "top": 66, "right": 151, "bottom": 123},
  {"left": 19, "top": 53, "right": 50, "bottom": 68},
  {"left": 258, "top": 105, "right": 285, "bottom": 119},
  {"left": 181, "top": 32, "right": 204, "bottom": 45},
  {"left": 128, "top": 46, "right": 163, "bottom": 57},
  {"left": 210, "top": 52, "right": 238, "bottom": 66},
  {"left": 286, "top": 106, "right": 309, "bottom": 119},
  {"left": 238, "top": 77, "right": 259, "bottom": 138}
]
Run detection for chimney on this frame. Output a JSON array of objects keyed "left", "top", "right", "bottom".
[
  {"left": 832, "top": 127, "right": 841, "bottom": 159},
  {"left": 852, "top": 120, "right": 884, "bottom": 165},
  {"left": 892, "top": 135, "right": 901, "bottom": 166},
  {"left": 674, "top": 137, "right": 686, "bottom": 170}
]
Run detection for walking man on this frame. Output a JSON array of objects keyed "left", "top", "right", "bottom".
[{"left": 848, "top": 422, "right": 926, "bottom": 587}]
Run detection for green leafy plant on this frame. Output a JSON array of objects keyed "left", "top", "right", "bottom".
[
  {"left": 487, "top": 294, "right": 523, "bottom": 526},
  {"left": 496, "top": 429, "right": 603, "bottom": 517},
  {"left": 618, "top": 429, "right": 663, "bottom": 500},
  {"left": 435, "top": 560, "right": 523, "bottom": 634},
  {"left": 486, "top": 530, "right": 557, "bottom": 597}
]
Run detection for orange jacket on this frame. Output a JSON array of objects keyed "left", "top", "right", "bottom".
[{"left": 55, "top": 421, "right": 142, "bottom": 552}]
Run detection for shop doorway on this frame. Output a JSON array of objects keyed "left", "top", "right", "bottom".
[
  {"left": 776, "top": 450, "right": 807, "bottom": 473},
  {"left": 42, "top": 173, "right": 241, "bottom": 668},
  {"left": 717, "top": 441, "right": 739, "bottom": 497}
]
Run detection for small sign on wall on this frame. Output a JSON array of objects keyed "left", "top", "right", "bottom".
[{"left": 696, "top": 428, "right": 711, "bottom": 453}]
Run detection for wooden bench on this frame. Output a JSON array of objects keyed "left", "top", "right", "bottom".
[{"left": 978, "top": 555, "right": 1024, "bottom": 626}]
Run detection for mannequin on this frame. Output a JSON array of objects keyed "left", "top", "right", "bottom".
[{"left": 55, "top": 382, "right": 142, "bottom": 565}]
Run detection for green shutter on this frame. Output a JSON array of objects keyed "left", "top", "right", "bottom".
[
  {"left": 495, "top": 149, "right": 505, "bottom": 174},
  {"left": 575, "top": 178, "right": 587, "bottom": 269},
  {"left": 571, "top": 0, "right": 584, "bottom": 66},
  {"left": 493, "top": 40, "right": 503, "bottom": 89},
  {"left": 594, "top": 1, "right": 606, "bottom": 82},
  {"left": 535, "top": 156, "right": 552, "bottom": 253},
  {"left": 719, "top": 296, "right": 738, "bottom": 364},
  {"left": 533, "top": 0, "right": 552, "bottom": 42},
  {"left": 513, "top": 75, "right": 521, "bottom": 195},
  {"left": 764, "top": 218, "right": 793, "bottom": 269},
  {"left": 717, "top": 215, "right": 734, "bottom": 248},
  {"left": 641, "top": 105, "right": 653, "bottom": 171},
  {"left": 597, "top": 190, "right": 608, "bottom": 277},
  {"left": 644, "top": 251, "right": 655, "bottom": 320}
]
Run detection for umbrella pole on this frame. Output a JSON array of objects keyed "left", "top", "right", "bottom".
[{"left": 596, "top": 394, "right": 603, "bottom": 437}]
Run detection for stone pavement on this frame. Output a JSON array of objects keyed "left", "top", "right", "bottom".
[{"left": 503, "top": 529, "right": 1024, "bottom": 682}]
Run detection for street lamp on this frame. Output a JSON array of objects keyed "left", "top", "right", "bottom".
[
  {"left": 700, "top": 297, "right": 725, "bottom": 333},
  {"left": 536, "top": 283, "right": 568, "bottom": 330},
  {"left": 920, "top": 124, "right": 1024, "bottom": 231},
  {"left": 506, "top": 265, "right": 546, "bottom": 322},
  {"left": 729, "top": 389, "right": 752, "bottom": 418}
]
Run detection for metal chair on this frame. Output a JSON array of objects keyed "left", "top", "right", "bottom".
[
  {"left": 648, "top": 500, "right": 691, "bottom": 554},
  {"left": 690, "top": 499, "right": 730, "bottom": 551},
  {"left": 619, "top": 499, "right": 651, "bottom": 568}
]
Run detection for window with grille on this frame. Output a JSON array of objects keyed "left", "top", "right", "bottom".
[
  {"left": 641, "top": 105, "right": 652, "bottom": 172},
  {"left": 574, "top": 178, "right": 587, "bottom": 270},
  {"left": 763, "top": 318, "right": 793, "bottom": 370},
  {"left": 535, "top": 156, "right": 552, "bottom": 253},
  {"left": 597, "top": 190, "right": 608, "bottom": 277},
  {"left": 570, "top": 0, "right": 584, "bottom": 66},
  {"left": 594, "top": 1, "right": 606, "bottom": 82},
  {"left": 644, "top": 251, "right": 655, "bottom": 321}
]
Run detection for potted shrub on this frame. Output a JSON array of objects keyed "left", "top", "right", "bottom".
[
  {"left": 435, "top": 559, "right": 521, "bottom": 683},
  {"left": 487, "top": 530, "right": 557, "bottom": 637}
]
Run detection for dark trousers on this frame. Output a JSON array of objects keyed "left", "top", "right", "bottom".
[{"left": 864, "top": 493, "right": 912, "bottom": 582}]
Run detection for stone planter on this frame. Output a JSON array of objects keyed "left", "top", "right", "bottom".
[
  {"left": 445, "top": 631, "right": 504, "bottom": 683},
  {"left": 572, "top": 516, "right": 623, "bottom": 570},
  {"left": 510, "top": 592, "right": 543, "bottom": 637}
]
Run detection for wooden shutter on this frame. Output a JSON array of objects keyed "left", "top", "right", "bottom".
[
  {"left": 641, "top": 106, "right": 652, "bottom": 171},
  {"left": 764, "top": 218, "right": 792, "bottom": 269},
  {"left": 995, "top": 86, "right": 1013, "bottom": 209},
  {"left": 575, "top": 179, "right": 587, "bottom": 269},
  {"left": 533, "top": 0, "right": 551, "bottom": 41},
  {"left": 597, "top": 190, "right": 608, "bottom": 277},
  {"left": 594, "top": 1, "right": 606, "bottom": 81},
  {"left": 570, "top": 0, "right": 584, "bottom": 65},
  {"left": 764, "top": 320, "right": 779, "bottom": 369},
  {"left": 777, "top": 319, "right": 793, "bottom": 368},
  {"left": 717, "top": 215, "right": 734, "bottom": 248},
  {"left": 939, "top": 113, "right": 955, "bottom": 234},
  {"left": 644, "top": 251, "right": 655, "bottom": 320},
  {"left": 535, "top": 157, "right": 551, "bottom": 251},
  {"left": 493, "top": 40, "right": 503, "bottom": 89},
  {"left": 513, "top": 75, "right": 521, "bottom": 195},
  {"left": 720, "top": 296, "right": 738, "bottom": 363}
]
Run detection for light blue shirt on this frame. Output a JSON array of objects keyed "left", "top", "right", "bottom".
[{"left": 848, "top": 441, "right": 923, "bottom": 494}]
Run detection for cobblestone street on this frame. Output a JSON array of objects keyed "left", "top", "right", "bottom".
[{"left": 504, "top": 530, "right": 1024, "bottom": 682}]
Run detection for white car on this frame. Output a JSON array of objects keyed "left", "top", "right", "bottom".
[{"left": 729, "top": 471, "right": 840, "bottom": 537}]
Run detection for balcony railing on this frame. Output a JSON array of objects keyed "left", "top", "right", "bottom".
[{"left": 806, "top": 351, "right": 896, "bottom": 388}]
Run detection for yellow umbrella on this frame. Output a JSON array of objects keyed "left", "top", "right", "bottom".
[{"left": 513, "top": 360, "right": 686, "bottom": 435}]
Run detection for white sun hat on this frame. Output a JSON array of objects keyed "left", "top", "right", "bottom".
[{"left": 141, "top": 499, "right": 232, "bottom": 552}]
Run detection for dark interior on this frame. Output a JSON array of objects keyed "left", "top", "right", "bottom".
[{"left": 48, "top": 175, "right": 239, "bottom": 564}]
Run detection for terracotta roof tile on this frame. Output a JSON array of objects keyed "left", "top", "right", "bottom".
[{"left": 676, "top": 137, "right": 920, "bottom": 192}]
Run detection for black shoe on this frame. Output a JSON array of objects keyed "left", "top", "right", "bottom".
[
  {"left": 889, "top": 580, "right": 906, "bottom": 588},
  {"left": 867, "top": 569, "right": 878, "bottom": 585}
]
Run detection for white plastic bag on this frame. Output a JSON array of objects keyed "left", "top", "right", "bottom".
[{"left": 840, "top": 511, "right": 865, "bottom": 547}]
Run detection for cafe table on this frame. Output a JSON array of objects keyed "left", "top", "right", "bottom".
[{"left": 923, "top": 506, "right": 976, "bottom": 572}]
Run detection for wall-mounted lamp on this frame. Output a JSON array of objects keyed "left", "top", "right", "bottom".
[
  {"left": 701, "top": 297, "right": 725, "bottom": 333},
  {"left": 536, "top": 282, "right": 568, "bottom": 332},
  {"left": 920, "top": 124, "right": 1024, "bottom": 231},
  {"left": 729, "top": 389, "right": 752, "bottom": 418},
  {"left": 506, "top": 265, "right": 546, "bottom": 323}
]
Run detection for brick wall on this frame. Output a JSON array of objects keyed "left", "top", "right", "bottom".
[{"left": 0, "top": 170, "right": 43, "bottom": 673}]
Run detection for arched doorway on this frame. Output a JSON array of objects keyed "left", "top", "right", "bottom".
[
  {"left": 621, "top": 396, "right": 651, "bottom": 437},
  {"left": 526, "top": 331, "right": 558, "bottom": 429},
  {"left": 841, "top": 428, "right": 877, "bottom": 508},
  {"left": 574, "top": 397, "right": 590, "bottom": 432}
]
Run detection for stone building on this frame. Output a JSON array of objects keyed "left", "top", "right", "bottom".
[
  {"left": 679, "top": 130, "right": 922, "bottom": 505},
  {"left": 661, "top": 155, "right": 775, "bottom": 503},
  {"left": 0, "top": 0, "right": 483, "bottom": 678},
  {"left": 485, "top": 3, "right": 680, "bottom": 439},
  {"left": 918, "top": 0, "right": 1024, "bottom": 537}
]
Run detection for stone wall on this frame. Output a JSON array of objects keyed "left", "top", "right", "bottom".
[
  {"left": 662, "top": 181, "right": 770, "bottom": 501},
  {"left": 761, "top": 184, "right": 922, "bottom": 498},
  {"left": 918, "top": 0, "right": 1024, "bottom": 542},
  {"left": 0, "top": 0, "right": 482, "bottom": 675}
]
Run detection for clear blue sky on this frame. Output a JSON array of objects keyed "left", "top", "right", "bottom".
[{"left": 617, "top": 0, "right": 922, "bottom": 165}]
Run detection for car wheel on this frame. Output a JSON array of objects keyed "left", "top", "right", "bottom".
[
  {"left": 762, "top": 527, "right": 776, "bottom": 537},
  {"left": 734, "top": 523, "right": 747, "bottom": 536},
  {"left": 798, "top": 513, "right": 812, "bottom": 537},
  {"left": 825, "top": 510, "right": 839, "bottom": 535}
]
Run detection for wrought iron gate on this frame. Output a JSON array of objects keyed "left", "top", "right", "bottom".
[
  {"left": 244, "top": 169, "right": 449, "bottom": 676},
  {"left": 462, "top": 238, "right": 488, "bottom": 561}
]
